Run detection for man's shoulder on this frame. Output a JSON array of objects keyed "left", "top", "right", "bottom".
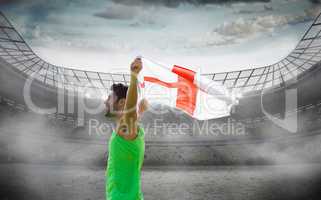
[{"left": 115, "top": 118, "right": 141, "bottom": 141}]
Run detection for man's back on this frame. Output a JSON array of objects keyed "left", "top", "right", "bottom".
[{"left": 106, "top": 127, "right": 145, "bottom": 200}]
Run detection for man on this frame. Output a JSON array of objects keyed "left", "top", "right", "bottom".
[{"left": 105, "top": 57, "right": 145, "bottom": 200}]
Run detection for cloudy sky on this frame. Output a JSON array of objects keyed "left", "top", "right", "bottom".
[{"left": 1, "top": 0, "right": 320, "bottom": 73}]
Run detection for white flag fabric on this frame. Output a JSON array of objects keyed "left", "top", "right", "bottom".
[{"left": 137, "top": 56, "right": 237, "bottom": 120}]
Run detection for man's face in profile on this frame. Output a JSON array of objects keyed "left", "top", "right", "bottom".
[
  {"left": 104, "top": 92, "right": 126, "bottom": 118},
  {"left": 104, "top": 92, "right": 117, "bottom": 118}
]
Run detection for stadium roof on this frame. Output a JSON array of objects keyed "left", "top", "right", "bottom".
[{"left": 1, "top": 11, "right": 321, "bottom": 94}]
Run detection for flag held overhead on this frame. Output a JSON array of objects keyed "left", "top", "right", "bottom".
[{"left": 137, "top": 56, "right": 238, "bottom": 120}]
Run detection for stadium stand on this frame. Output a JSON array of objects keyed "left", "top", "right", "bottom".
[{"left": 1, "top": 11, "right": 321, "bottom": 165}]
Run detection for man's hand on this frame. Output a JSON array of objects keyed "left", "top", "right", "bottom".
[{"left": 130, "top": 57, "right": 142, "bottom": 75}]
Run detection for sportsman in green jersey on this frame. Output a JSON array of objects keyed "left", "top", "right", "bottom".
[{"left": 104, "top": 57, "right": 146, "bottom": 200}]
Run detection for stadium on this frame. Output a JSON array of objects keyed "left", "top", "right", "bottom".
[{"left": 0, "top": 6, "right": 321, "bottom": 200}]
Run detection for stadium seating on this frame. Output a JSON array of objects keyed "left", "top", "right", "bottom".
[{"left": 1, "top": 12, "right": 321, "bottom": 165}]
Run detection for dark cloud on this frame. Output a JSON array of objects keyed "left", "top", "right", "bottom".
[
  {"left": 310, "top": 0, "right": 321, "bottom": 4},
  {"left": 0, "top": 0, "right": 97, "bottom": 10},
  {"left": 111, "top": 0, "right": 271, "bottom": 8},
  {"left": 0, "top": 0, "right": 100, "bottom": 24},
  {"left": 0, "top": 0, "right": 22, "bottom": 5},
  {"left": 94, "top": 3, "right": 138, "bottom": 20},
  {"left": 0, "top": 0, "right": 272, "bottom": 14}
]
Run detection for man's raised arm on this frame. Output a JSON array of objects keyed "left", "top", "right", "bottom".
[{"left": 117, "top": 57, "right": 142, "bottom": 140}]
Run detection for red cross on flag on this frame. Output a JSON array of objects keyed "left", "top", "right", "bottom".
[{"left": 137, "top": 56, "right": 237, "bottom": 120}]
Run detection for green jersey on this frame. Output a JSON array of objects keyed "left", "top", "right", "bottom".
[{"left": 106, "top": 126, "right": 145, "bottom": 200}]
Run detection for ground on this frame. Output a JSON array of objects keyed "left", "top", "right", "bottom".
[{"left": 0, "top": 163, "right": 320, "bottom": 200}]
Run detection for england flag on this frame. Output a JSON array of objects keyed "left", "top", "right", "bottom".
[{"left": 137, "top": 56, "right": 238, "bottom": 120}]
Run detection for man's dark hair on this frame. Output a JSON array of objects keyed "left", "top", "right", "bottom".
[{"left": 111, "top": 83, "right": 128, "bottom": 101}]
